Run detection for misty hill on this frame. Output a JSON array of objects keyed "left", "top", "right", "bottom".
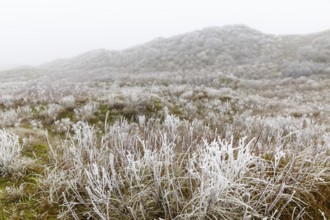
[
  {"left": 2, "top": 25, "right": 330, "bottom": 81},
  {"left": 41, "top": 25, "right": 279, "bottom": 73},
  {"left": 39, "top": 25, "right": 330, "bottom": 79}
]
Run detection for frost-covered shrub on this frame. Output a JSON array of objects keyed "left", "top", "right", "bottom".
[
  {"left": 45, "top": 104, "right": 64, "bottom": 119},
  {"left": 298, "top": 36, "right": 330, "bottom": 63},
  {"left": 30, "top": 119, "right": 44, "bottom": 130},
  {"left": 0, "top": 95, "right": 15, "bottom": 107},
  {"left": 59, "top": 95, "right": 75, "bottom": 108},
  {"left": 43, "top": 114, "right": 329, "bottom": 219},
  {"left": 284, "top": 61, "right": 315, "bottom": 77},
  {"left": 0, "top": 109, "right": 20, "bottom": 126},
  {"left": 74, "top": 102, "right": 99, "bottom": 120},
  {"left": 0, "top": 129, "right": 35, "bottom": 178},
  {"left": 0, "top": 130, "right": 21, "bottom": 176},
  {"left": 0, "top": 106, "right": 33, "bottom": 127},
  {"left": 17, "top": 105, "right": 32, "bottom": 117},
  {"left": 52, "top": 118, "right": 73, "bottom": 133}
]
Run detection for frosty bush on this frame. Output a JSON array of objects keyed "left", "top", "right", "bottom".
[
  {"left": 0, "top": 129, "right": 21, "bottom": 176},
  {"left": 52, "top": 118, "right": 72, "bottom": 133},
  {"left": 43, "top": 114, "right": 330, "bottom": 219},
  {"left": 45, "top": 103, "right": 64, "bottom": 119},
  {"left": 284, "top": 61, "right": 316, "bottom": 77},
  {"left": 59, "top": 95, "right": 75, "bottom": 108},
  {"left": 74, "top": 101, "right": 100, "bottom": 120}
]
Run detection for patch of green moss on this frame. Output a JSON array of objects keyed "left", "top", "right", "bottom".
[
  {"left": 22, "top": 144, "right": 50, "bottom": 164},
  {"left": 0, "top": 176, "right": 36, "bottom": 219},
  {"left": 0, "top": 142, "right": 59, "bottom": 219}
]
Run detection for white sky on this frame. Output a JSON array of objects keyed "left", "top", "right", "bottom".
[{"left": 0, "top": 0, "right": 329, "bottom": 66}]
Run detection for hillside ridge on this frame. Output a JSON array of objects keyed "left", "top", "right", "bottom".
[{"left": 1, "top": 24, "right": 329, "bottom": 81}]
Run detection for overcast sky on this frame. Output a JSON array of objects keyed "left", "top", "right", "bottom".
[{"left": 0, "top": 0, "right": 329, "bottom": 66}]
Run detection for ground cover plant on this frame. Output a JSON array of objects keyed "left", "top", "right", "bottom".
[{"left": 0, "top": 71, "right": 329, "bottom": 219}]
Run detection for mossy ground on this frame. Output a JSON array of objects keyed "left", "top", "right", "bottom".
[{"left": 0, "top": 140, "right": 58, "bottom": 219}]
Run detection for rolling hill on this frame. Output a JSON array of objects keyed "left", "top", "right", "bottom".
[{"left": 2, "top": 24, "right": 330, "bottom": 81}]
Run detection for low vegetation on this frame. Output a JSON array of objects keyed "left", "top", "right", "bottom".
[{"left": 0, "top": 71, "right": 329, "bottom": 219}]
